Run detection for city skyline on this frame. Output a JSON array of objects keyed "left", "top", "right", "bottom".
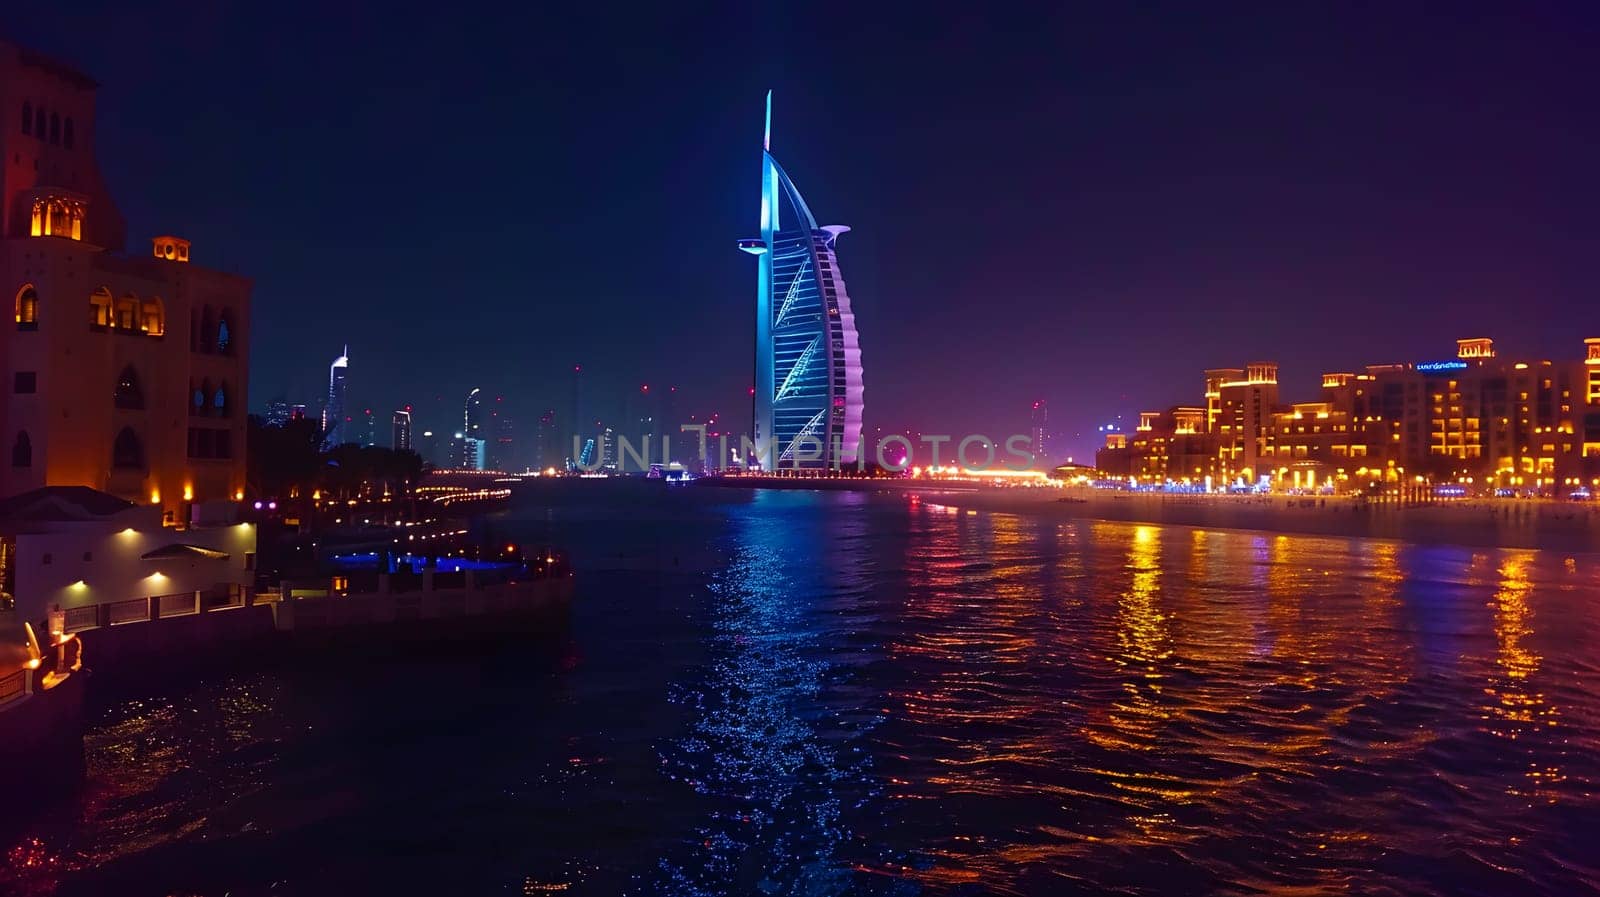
[{"left": 4, "top": 6, "right": 1596, "bottom": 463}]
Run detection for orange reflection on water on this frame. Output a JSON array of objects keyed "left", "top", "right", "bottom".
[
  {"left": 1482, "top": 551, "right": 1565, "bottom": 801},
  {"left": 1087, "top": 525, "right": 1173, "bottom": 753}
]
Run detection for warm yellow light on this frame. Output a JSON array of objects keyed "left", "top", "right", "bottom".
[
  {"left": 150, "top": 490, "right": 161, "bottom": 505},
  {"left": 183, "top": 485, "right": 194, "bottom": 501},
  {"left": 149, "top": 572, "right": 167, "bottom": 581},
  {"left": 120, "top": 527, "right": 137, "bottom": 536},
  {"left": 69, "top": 580, "right": 87, "bottom": 590},
  {"left": 25, "top": 658, "right": 41, "bottom": 670},
  {"left": 234, "top": 489, "right": 244, "bottom": 501}
]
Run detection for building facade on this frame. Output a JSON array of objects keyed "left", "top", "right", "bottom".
[
  {"left": 1, "top": 42, "right": 250, "bottom": 522},
  {"left": 391, "top": 408, "right": 412, "bottom": 451},
  {"left": 1097, "top": 337, "right": 1600, "bottom": 493},
  {"left": 320, "top": 346, "right": 348, "bottom": 449},
  {"left": 739, "top": 93, "right": 865, "bottom": 470},
  {"left": 1030, "top": 400, "right": 1049, "bottom": 467}
]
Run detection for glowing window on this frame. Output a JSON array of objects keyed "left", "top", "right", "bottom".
[
  {"left": 139, "top": 297, "right": 165, "bottom": 336},
  {"left": 89, "top": 288, "right": 113, "bottom": 328},
  {"left": 15, "top": 285, "right": 38, "bottom": 328}
]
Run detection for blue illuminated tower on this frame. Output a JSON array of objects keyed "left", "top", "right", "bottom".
[{"left": 738, "top": 93, "right": 865, "bottom": 470}]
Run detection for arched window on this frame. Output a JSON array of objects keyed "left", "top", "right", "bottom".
[
  {"left": 197, "top": 306, "right": 215, "bottom": 352},
  {"left": 49, "top": 112, "right": 60, "bottom": 145},
  {"left": 112, "top": 427, "right": 145, "bottom": 470},
  {"left": 89, "top": 288, "right": 113, "bottom": 328},
  {"left": 196, "top": 379, "right": 213, "bottom": 417},
  {"left": 217, "top": 310, "right": 233, "bottom": 354},
  {"left": 11, "top": 432, "right": 30, "bottom": 468},
  {"left": 214, "top": 382, "right": 230, "bottom": 417},
  {"left": 21, "top": 102, "right": 31, "bottom": 136},
  {"left": 114, "top": 294, "right": 138, "bottom": 329},
  {"left": 34, "top": 107, "right": 45, "bottom": 139},
  {"left": 114, "top": 365, "right": 145, "bottom": 410},
  {"left": 63, "top": 118, "right": 74, "bottom": 150},
  {"left": 15, "top": 285, "right": 38, "bottom": 329},
  {"left": 139, "top": 297, "right": 165, "bottom": 336}
]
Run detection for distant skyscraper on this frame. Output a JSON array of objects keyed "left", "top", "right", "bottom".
[
  {"left": 489, "top": 400, "right": 514, "bottom": 471},
  {"left": 1031, "top": 400, "right": 1049, "bottom": 466},
  {"left": 568, "top": 364, "right": 585, "bottom": 465},
  {"left": 739, "top": 92, "right": 865, "bottom": 470},
  {"left": 537, "top": 409, "right": 557, "bottom": 470},
  {"left": 321, "top": 346, "right": 349, "bottom": 449},
  {"left": 392, "top": 408, "right": 413, "bottom": 451},
  {"left": 362, "top": 408, "right": 376, "bottom": 446},
  {"left": 462, "top": 388, "right": 484, "bottom": 469},
  {"left": 418, "top": 430, "right": 440, "bottom": 467}
]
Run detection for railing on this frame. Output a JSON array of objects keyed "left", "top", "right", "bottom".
[
  {"left": 204, "top": 584, "right": 245, "bottom": 611},
  {"left": 157, "top": 592, "right": 198, "bottom": 618},
  {"left": 108, "top": 597, "right": 151, "bottom": 625},
  {"left": 0, "top": 668, "right": 28, "bottom": 707},
  {"left": 64, "top": 604, "right": 98, "bottom": 634}
]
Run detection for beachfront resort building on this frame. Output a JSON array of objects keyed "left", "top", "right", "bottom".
[
  {"left": 1097, "top": 337, "right": 1600, "bottom": 494},
  {"left": 0, "top": 40, "right": 251, "bottom": 523}
]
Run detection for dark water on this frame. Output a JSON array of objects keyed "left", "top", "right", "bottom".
[{"left": 7, "top": 484, "right": 1600, "bottom": 896}]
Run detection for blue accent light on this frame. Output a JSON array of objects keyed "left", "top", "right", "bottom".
[{"left": 1416, "top": 361, "right": 1469, "bottom": 372}]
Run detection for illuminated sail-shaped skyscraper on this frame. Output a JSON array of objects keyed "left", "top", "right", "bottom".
[{"left": 738, "top": 93, "right": 865, "bottom": 470}]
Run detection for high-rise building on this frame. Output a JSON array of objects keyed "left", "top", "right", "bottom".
[
  {"left": 0, "top": 41, "right": 251, "bottom": 519},
  {"left": 738, "top": 93, "right": 865, "bottom": 470},
  {"left": 461, "top": 388, "right": 483, "bottom": 469},
  {"left": 601, "top": 426, "right": 617, "bottom": 471},
  {"left": 392, "top": 408, "right": 412, "bottom": 451},
  {"left": 489, "top": 399, "right": 514, "bottom": 472},
  {"left": 536, "top": 409, "right": 557, "bottom": 470},
  {"left": 417, "top": 429, "right": 440, "bottom": 468},
  {"left": 1030, "top": 400, "right": 1049, "bottom": 467},
  {"left": 567, "top": 364, "right": 585, "bottom": 467},
  {"left": 361, "top": 408, "right": 376, "bottom": 447},
  {"left": 321, "top": 346, "right": 349, "bottom": 449}
]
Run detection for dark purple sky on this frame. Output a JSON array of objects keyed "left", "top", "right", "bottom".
[{"left": 10, "top": 4, "right": 1598, "bottom": 463}]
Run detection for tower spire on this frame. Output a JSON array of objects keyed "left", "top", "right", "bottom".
[{"left": 763, "top": 89, "right": 772, "bottom": 152}]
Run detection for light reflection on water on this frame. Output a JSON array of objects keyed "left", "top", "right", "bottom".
[{"left": 5, "top": 487, "right": 1600, "bottom": 896}]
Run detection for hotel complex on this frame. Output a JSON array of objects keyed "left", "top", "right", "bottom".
[
  {"left": 0, "top": 41, "right": 251, "bottom": 521},
  {"left": 739, "top": 94, "right": 865, "bottom": 470},
  {"left": 1097, "top": 337, "right": 1600, "bottom": 493}
]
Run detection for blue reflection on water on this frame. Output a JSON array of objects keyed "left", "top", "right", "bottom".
[{"left": 651, "top": 491, "right": 888, "bottom": 895}]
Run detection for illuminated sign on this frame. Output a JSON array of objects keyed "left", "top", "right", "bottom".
[{"left": 1416, "top": 361, "right": 1469, "bottom": 372}]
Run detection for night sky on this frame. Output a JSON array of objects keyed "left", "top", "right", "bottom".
[{"left": 8, "top": 4, "right": 1597, "bottom": 464}]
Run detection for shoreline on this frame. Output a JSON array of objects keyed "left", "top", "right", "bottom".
[
  {"left": 689, "top": 478, "right": 1600, "bottom": 552},
  {"left": 931, "top": 487, "right": 1600, "bottom": 552}
]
